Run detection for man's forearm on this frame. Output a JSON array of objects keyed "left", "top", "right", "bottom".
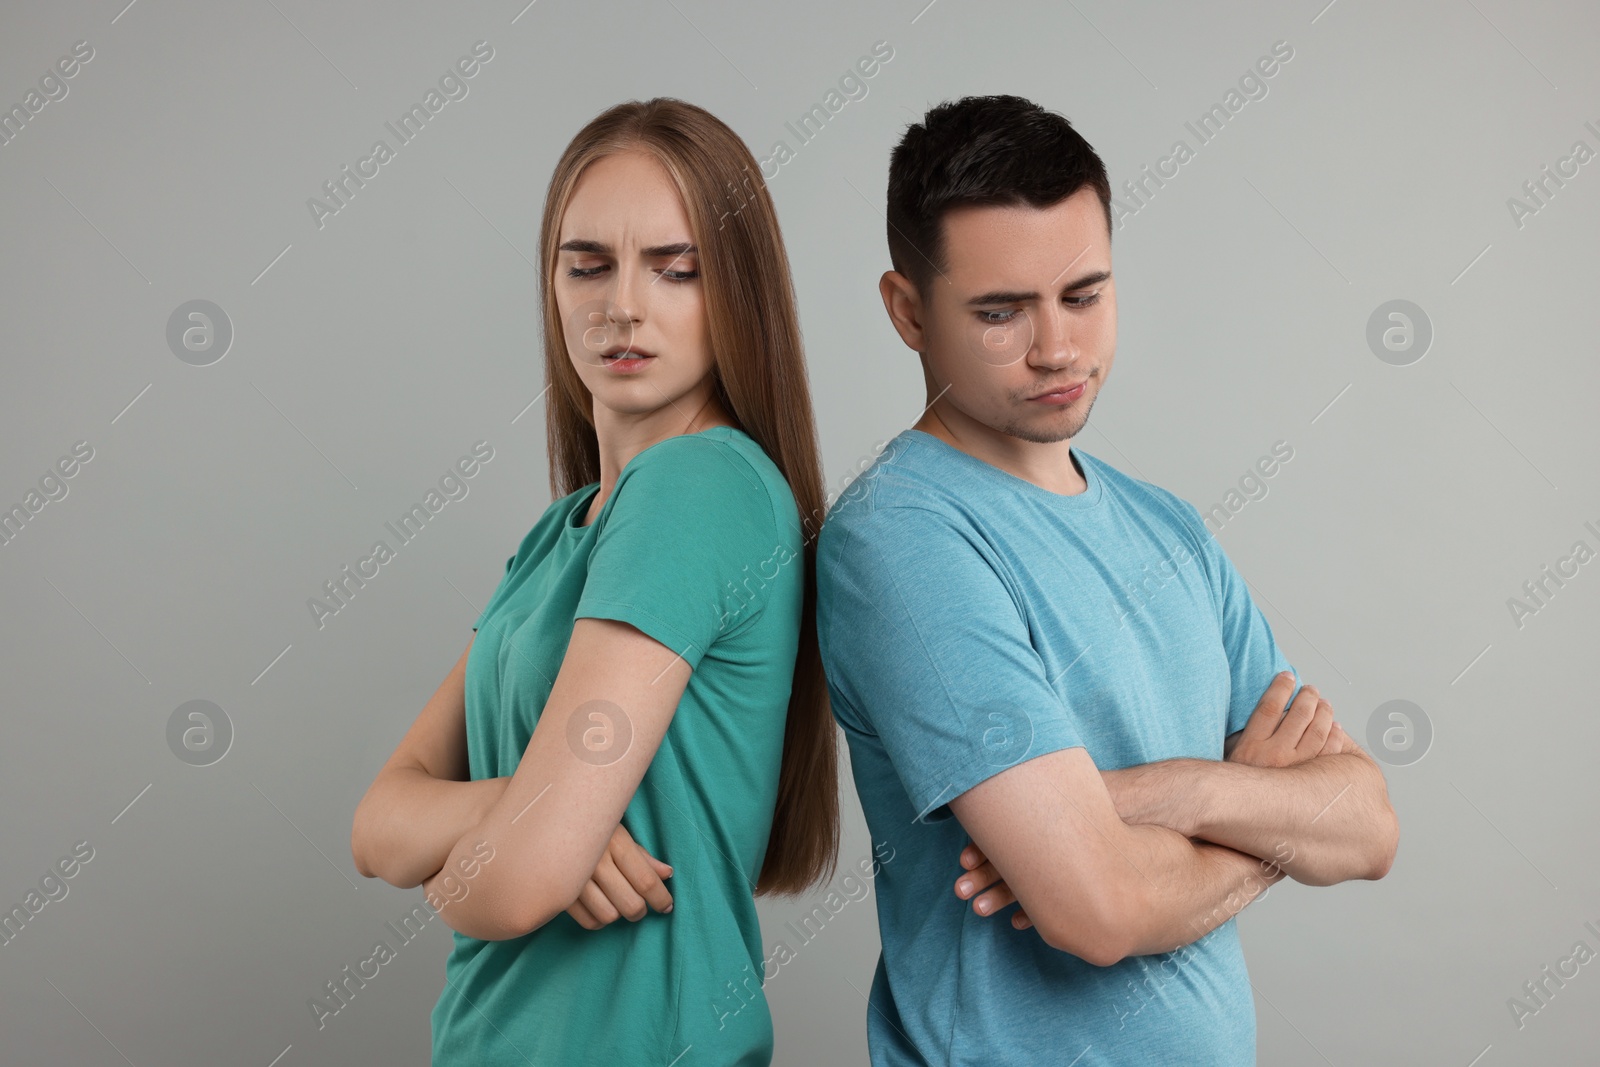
[
  {"left": 1107, "top": 824, "right": 1286, "bottom": 960},
  {"left": 352, "top": 769, "right": 509, "bottom": 888},
  {"left": 1105, "top": 752, "right": 1398, "bottom": 885}
]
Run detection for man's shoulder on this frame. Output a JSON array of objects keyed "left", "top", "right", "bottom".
[
  {"left": 818, "top": 433, "right": 970, "bottom": 535},
  {"left": 1081, "top": 451, "right": 1205, "bottom": 532}
]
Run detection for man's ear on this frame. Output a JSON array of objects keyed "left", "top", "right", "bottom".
[{"left": 878, "top": 270, "right": 927, "bottom": 353}]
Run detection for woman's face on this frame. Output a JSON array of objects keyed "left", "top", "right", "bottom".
[{"left": 554, "top": 149, "right": 716, "bottom": 422}]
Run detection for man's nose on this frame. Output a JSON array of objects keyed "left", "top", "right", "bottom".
[{"left": 1030, "top": 306, "right": 1079, "bottom": 366}]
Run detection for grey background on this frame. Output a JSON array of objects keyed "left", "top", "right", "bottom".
[{"left": 2, "top": 0, "right": 1597, "bottom": 1064}]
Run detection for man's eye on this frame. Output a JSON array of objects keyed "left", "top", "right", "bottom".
[
  {"left": 1067, "top": 292, "right": 1102, "bottom": 308},
  {"left": 979, "top": 310, "right": 1019, "bottom": 325}
]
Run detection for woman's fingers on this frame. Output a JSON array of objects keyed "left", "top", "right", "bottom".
[
  {"left": 611, "top": 839, "right": 674, "bottom": 915},
  {"left": 607, "top": 822, "right": 673, "bottom": 914},
  {"left": 577, "top": 875, "right": 626, "bottom": 926},
  {"left": 589, "top": 850, "right": 651, "bottom": 922},
  {"left": 568, "top": 887, "right": 606, "bottom": 930}
]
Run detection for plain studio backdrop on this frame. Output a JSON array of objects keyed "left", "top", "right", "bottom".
[{"left": 2, "top": 0, "right": 1597, "bottom": 1063}]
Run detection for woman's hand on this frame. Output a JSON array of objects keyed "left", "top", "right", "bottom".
[{"left": 566, "top": 822, "right": 675, "bottom": 930}]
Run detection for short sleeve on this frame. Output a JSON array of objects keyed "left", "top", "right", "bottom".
[
  {"left": 816, "top": 505, "right": 1083, "bottom": 824},
  {"left": 575, "top": 438, "right": 782, "bottom": 671},
  {"left": 1180, "top": 501, "right": 1300, "bottom": 736},
  {"left": 471, "top": 552, "right": 516, "bottom": 632}
]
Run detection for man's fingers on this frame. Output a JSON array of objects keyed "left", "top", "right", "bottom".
[
  {"left": 1240, "top": 671, "right": 1298, "bottom": 741},
  {"left": 955, "top": 861, "right": 1005, "bottom": 900},
  {"left": 1317, "top": 718, "right": 1349, "bottom": 756},
  {"left": 1274, "top": 682, "right": 1320, "bottom": 746},
  {"left": 971, "top": 881, "right": 1017, "bottom": 917},
  {"left": 1296, "top": 699, "right": 1335, "bottom": 758}
]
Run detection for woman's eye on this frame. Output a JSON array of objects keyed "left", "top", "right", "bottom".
[
  {"left": 566, "top": 265, "right": 605, "bottom": 279},
  {"left": 659, "top": 268, "right": 700, "bottom": 282}
]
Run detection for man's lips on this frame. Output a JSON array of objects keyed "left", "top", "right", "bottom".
[{"left": 1027, "top": 380, "right": 1088, "bottom": 401}]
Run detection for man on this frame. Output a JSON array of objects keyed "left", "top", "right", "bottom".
[{"left": 815, "top": 95, "right": 1398, "bottom": 1066}]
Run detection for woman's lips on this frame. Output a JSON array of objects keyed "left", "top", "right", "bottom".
[{"left": 601, "top": 350, "right": 655, "bottom": 373}]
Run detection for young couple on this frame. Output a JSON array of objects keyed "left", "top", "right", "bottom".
[{"left": 349, "top": 94, "right": 1399, "bottom": 1066}]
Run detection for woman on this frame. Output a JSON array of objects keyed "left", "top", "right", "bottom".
[{"left": 349, "top": 98, "right": 839, "bottom": 1065}]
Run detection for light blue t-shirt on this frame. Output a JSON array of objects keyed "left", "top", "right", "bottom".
[{"left": 815, "top": 428, "right": 1299, "bottom": 1067}]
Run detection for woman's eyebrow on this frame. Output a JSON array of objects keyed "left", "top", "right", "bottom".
[{"left": 556, "top": 239, "right": 697, "bottom": 257}]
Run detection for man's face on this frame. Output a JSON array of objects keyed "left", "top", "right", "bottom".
[{"left": 914, "top": 186, "right": 1116, "bottom": 444}]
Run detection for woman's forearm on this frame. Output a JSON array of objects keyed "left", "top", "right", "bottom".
[{"left": 352, "top": 768, "right": 509, "bottom": 888}]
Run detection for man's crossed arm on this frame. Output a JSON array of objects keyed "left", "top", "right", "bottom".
[
  {"left": 1105, "top": 671, "right": 1399, "bottom": 886},
  {"left": 948, "top": 672, "right": 1399, "bottom": 964}
]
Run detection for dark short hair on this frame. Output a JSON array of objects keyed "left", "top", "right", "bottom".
[{"left": 885, "top": 94, "right": 1112, "bottom": 295}]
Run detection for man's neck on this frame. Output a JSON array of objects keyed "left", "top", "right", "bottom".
[{"left": 913, "top": 415, "right": 1087, "bottom": 497}]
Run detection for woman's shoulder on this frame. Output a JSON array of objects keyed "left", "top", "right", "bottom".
[{"left": 622, "top": 426, "right": 797, "bottom": 531}]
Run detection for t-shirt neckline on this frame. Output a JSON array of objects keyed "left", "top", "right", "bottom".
[{"left": 902, "top": 428, "right": 1104, "bottom": 509}]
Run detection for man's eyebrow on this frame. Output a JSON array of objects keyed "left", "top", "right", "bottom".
[
  {"left": 556, "top": 238, "right": 697, "bottom": 258},
  {"left": 965, "top": 269, "right": 1111, "bottom": 306}
]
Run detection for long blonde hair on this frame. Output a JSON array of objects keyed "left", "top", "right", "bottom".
[{"left": 538, "top": 98, "right": 838, "bottom": 895}]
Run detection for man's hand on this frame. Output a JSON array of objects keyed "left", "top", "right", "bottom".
[
  {"left": 565, "top": 822, "right": 675, "bottom": 930},
  {"left": 1224, "top": 671, "right": 1348, "bottom": 767},
  {"left": 954, "top": 841, "right": 1034, "bottom": 930}
]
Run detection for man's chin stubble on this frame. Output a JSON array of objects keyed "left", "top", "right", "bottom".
[{"left": 1002, "top": 396, "right": 1095, "bottom": 444}]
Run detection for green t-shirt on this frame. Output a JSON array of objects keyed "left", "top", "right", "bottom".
[{"left": 431, "top": 426, "right": 804, "bottom": 1066}]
